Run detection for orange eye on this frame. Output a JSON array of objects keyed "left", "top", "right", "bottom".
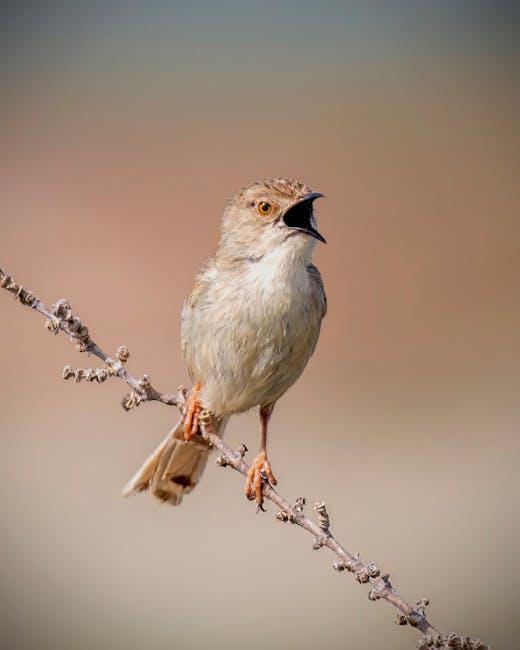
[{"left": 257, "top": 201, "right": 272, "bottom": 216}]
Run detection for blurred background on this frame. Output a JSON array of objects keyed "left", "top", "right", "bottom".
[{"left": 1, "top": 2, "right": 518, "bottom": 649}]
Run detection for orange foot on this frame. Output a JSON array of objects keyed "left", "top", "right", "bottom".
[
  {"left": 183, "top": 382, "right": 202, "bottom": 441},
  {"left": 244, "top": 450, "right": 278, "bottom": 511}
]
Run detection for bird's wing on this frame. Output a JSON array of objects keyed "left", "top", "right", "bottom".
[
  {"left": 180, "top": 267, "right": 213, "bottom": 380},
  {"left": 307, "top": 263, "right": 327, "bottom": 318}
]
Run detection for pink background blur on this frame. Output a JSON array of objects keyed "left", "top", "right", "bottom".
[{"left": 1, "top": 3, "right": 518, "bottom": 649}]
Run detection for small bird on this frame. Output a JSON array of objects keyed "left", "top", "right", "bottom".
[{"left": 123, "top": 178, "right": 327, "bottom": 508}]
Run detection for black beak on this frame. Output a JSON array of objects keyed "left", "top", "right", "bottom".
[{"left": 282, "top": 191, "right": 326, "bottom": 244}]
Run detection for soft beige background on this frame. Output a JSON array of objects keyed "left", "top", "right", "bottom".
[{"left": 1, "top": 3, "right": 518, "bottom": 649}]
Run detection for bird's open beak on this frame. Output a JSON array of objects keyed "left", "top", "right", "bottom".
[{"left": 282, "top": 191, "right": 326, "bottom": 244}]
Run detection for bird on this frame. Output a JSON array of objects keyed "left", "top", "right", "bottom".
[{"left": 123, "top": 177, "right": 327, "bottom": 508}]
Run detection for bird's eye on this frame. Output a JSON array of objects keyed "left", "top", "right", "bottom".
[{"left": 257, "top": 201, "right": 272, "bottom": 216}]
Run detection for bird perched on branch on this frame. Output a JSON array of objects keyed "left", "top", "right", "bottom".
[{"left": 123, "top": 177, "right": 327, "bottom": 508}]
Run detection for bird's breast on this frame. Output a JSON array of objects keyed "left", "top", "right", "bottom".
[{"left": 183, "top": 248, "right": 323, "bottom": 415}]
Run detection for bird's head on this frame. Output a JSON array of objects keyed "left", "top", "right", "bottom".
[{"left": 218, "top": 178, "right": 325, "bottom": 262}]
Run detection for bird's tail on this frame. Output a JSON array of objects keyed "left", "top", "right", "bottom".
[{"left": 122, "top": 417, "right": 226, "bottom": 506}]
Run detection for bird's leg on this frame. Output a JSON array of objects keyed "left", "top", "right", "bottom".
[
  {"left": 183, "top": 382, "right": 202, "bottom": 441},
  {"left": 245, "top": 405, "right": 278, "bottom": 510}
]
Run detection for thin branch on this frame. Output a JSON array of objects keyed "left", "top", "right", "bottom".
[
  {"left": 0, "top": 266, "right": 490, "bottom": 650},
  {"left": 0, "top": 267, "right": 177, "bottom": 410}
]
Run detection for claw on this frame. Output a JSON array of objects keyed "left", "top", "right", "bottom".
[
  {"left": 184, "top": 382, "right": 202, "bottom": 441},
  {"left": 244, "top": 450, "right": 278, "bottom": 510}
]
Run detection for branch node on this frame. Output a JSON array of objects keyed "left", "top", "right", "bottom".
[
  {"left": 366, "top": 571, "right": 392, "bottom": 601},
  {"left": 62, "top": 364, "right": 74, "bottom": 380},
  {"left": 276, "top": 497, "right": 307, "bottom": 524},
  {"left": 97, "top": 367, "right": 110, "bottom": 382},
  {"left": 314, "top": 501, "right": 331, "bottom": 534},
  {"left": 368, "top": 588, "right": 381, "bottom": 601},
  {"left": 407, "top": 610, "right": 427, "bottom": 630},
  {"left": 294, "top": 496, "right": 306, "bottom": 512},
  {"left": 395, "top": 614, "right": 408, "bottom": 625},
  {"left": 139, "top": 374, "right": 151, "bottom": 389},
  {"left": 45, "top": 318, "right": 60, "bottom": 334},
  {"left": 417, "top": 633, "right": 489, "bottom": 649},
  {"left": 235, "top": 443, "right": 247, "bottom": 460},
  {"left": 0, "top": 268, "right": 36, "bottom": 305},
  {"left": 176, "top": 385, "right": 188, "bottom": 415},
  {"left": 62, "top": 363, "right": 111, "bottom": 384},
  {"left": 366, "top": 562, "right": 380, "bottom": 578},
  {"left": 355, "top": 569, "right": 370, "bottom": 583},
  {"left": 50, "top": 298, "right": 91, "bottom": 347},
  {"left": 51, "top": 299, "right": 72, "bottom": 320},
  {"left": 416, "top": 598, "right": 430, "bottom": 615},
  {"left": 197, "top": 409, "right": 213, "bottom": 441},
  {"left": 116, "top": 345, "right": 130, "bottom": 363},
  {"left": 121, "top": 390, "right": 143, "bottom": 411},
  {"left": 215, "top": 443, "right": 247, "bottom": 467}
]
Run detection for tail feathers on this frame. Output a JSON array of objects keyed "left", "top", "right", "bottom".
[
  {"left": 122, "top": 431, "right": 172, "bottom": 496},
  {"left": 122, "top": 418, "right": 212, "bottom": 506}
]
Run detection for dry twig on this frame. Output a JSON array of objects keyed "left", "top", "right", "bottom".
[{"left": 0, "top": 266, "right": 490, "bottom": 650}]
